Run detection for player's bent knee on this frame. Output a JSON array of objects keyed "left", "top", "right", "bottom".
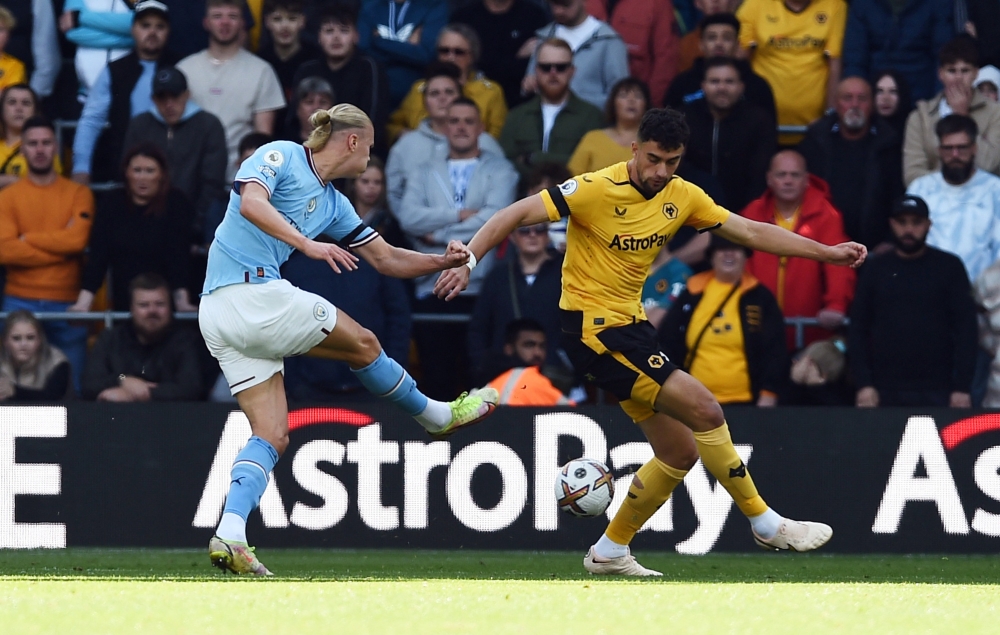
[
  {"left": 351, "top": 327, "right": 382, "bottom": 367},
  {"left": 690, "top": 395, "right": 725, "bottom": 429}
]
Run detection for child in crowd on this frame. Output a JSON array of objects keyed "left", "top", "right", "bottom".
[{"left": 258, "top": 0, "right": 319, "bottom": 121}]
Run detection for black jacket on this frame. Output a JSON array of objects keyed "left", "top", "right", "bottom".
[
  {"left": 848, "top": 247, "right": 978, "bottom": 393},
  {"left": 81, "top": 322, "right": 205, "bottom": 401},
  {"left": 122, "top": 107, "right": 228, "bottom": 235},
  {"left": 292, "top": 55, "right": 390, "bottom": 157},
  {"left": 681, "top": 98, "right": 776, "bottom": 213},
  {"left": 797, "top": 113, "right": 904, "bottom": 248},
  {"left": 468, "top": 253, "right": 565, "bottom": 382},
  {"left": 93, "top": 50, "right": 181, "bottom": 182},
  {"left": 659, "top": 272, "right": 789, "bottom": 402},
  {"left": 80, "top": 188, "right": 194, "bottom": 311},
  {"left": 664, "top": 58, "right": 777, "bottom": 127}
]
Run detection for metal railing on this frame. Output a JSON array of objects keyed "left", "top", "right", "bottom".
[{"left": 0, "top": 311, "right": 838, "bottom": 350}]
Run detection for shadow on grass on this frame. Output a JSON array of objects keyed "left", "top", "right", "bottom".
[{"left": 1, "top": 549, "right": 999, "bottom": 584}]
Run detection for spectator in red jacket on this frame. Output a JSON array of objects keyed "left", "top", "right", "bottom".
[
  {"left": 741, "top": 150, "right": 856, "bottom": 350},
  {"left": 586, "top": 0, "right": 678, "bottom": 107}
]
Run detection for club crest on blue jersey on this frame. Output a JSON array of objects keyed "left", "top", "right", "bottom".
[{"left": 307, "top": 198, "right": 317, "bottom": 214}]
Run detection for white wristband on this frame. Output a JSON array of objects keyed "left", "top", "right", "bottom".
[{"left": 465, "top": 251, "right": 478, "bottom": 271}]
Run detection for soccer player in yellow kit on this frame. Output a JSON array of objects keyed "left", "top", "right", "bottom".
[{"left": 435, "top": 108, "right": 867, "bottom": 575}]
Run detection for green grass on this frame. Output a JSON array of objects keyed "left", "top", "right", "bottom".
[{"left": 1, "top": 550, "right": 998, "bottom": 634}]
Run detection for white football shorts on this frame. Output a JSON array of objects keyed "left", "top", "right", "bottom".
[{"left": 199, "top": 279, "right": 338, "bottom": 394}]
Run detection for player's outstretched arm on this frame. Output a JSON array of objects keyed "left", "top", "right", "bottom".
[
  {"left": 713, "top": 213, "right": 867, "bottom": 268},
  {"left": 434, "top": 195, "right": 551, "bottom": 300},
  {"left": 240, "top": 181, "right": 359, "bottom": 273},
  {"left": 354, "top": 235, "right": 470, "bottom": 279}
]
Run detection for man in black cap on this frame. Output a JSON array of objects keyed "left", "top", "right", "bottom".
[
  {"left": 122, "top": 65, "right": 227, "bottom": 293},
  {"left": 849, "top": 194, "right": 979, "bottom": 408},
  {"left": 71, "top": 0, "right": 177, "bottom": 184}
]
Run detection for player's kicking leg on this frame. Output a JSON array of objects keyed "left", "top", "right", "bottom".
[
  {"left": 308, "top": 310, "right": 498, "bottom": 436},
  {"left": 586, "top": 371, "right": 831, "bottom": 576}
]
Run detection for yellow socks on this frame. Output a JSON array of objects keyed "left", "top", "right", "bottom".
[
  {"left": 605, "top": 457, "right": 687, "bottom": 546},
  {"left": 692, "top": 422, "right": 768, "bottom": 517}
]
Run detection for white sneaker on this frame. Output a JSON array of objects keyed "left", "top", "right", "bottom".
[
  {"left": 583, "top": 547, "right": 662, "bottom": 576},
  {"left": 752, "top": 518, "right": 833, "bottom": 552}
]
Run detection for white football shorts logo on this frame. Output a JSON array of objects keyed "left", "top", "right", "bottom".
[
  {"left": 559, "top": 179, "right": 579, "bottom": 196},
  {"left": 264, "top": 150, "right": 284, "bottom": 167},
  {"left": 306, "top": 198, "right": 317, "bottom": 213},
  {"left": 313, "top": 303, "right": 329, "bottom": 321}
]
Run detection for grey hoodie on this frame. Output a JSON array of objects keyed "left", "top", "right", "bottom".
[
  {"left": 121, "top": 101, "right": 228, "bottom": 232},
  {"left": 385, "top": 118, "right": 504, "bottom": 217},
  {"left": 527, "top": 20, "right": 630, "bottom": 110}
]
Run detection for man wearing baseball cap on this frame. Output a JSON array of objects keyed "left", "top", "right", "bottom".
[
  {"left": 121, "top": 65, "right": 227, "bottom": 261},
  {"left": 849, "top": 194, "right": 978, "bottom": 408},
  {"left": 72, "top": 0, "right": 178, "bottom": 184}
]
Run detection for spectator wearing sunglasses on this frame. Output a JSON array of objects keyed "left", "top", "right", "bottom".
[
  {"left": 500, "top": 38, "right": 604, "bottom": 177},
  {"left": 523, "top": 0, "right": 629, "bottom": 110},
  {"left": 387, "top": 23, "right": 508, "bottom": 142}
]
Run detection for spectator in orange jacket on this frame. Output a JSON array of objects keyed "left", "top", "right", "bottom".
[
  {"left": 586, "top": 0, "right": 678, "bottom": 108},
  {"left": 487, "top": 318, "right": 574, "bottom": 406},
  {"left": 741, "top": 150, "right": 855, "bottom": 350},
  {"left": 0, "top": 116, "right": 94, "bottom": 391}
]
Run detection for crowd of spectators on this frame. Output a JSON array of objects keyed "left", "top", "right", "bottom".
[{"left": 0, "top": 0, "right": 999, "bottom": 411}]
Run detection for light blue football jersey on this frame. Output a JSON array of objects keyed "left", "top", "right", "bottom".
[{"left": 202, "top": 141, "right": 378, "bottom": 294}]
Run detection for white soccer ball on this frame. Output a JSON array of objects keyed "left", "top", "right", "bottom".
[{"left": 554, "top": 458, "right": 615, "bottom": 517}]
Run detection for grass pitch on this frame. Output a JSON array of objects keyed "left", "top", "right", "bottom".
[{"left": 1, "top": 550, "right": 997, "bottom": 635}]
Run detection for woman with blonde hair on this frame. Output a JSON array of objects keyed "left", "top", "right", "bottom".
[
  {"left": 0, "top": 310, "right": 71, "bottom": 402},
  {"left": 199, "top": 103, "right": 498, "bottom": 576}
]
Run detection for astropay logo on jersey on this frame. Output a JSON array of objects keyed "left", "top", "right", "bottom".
[
  {"left": 191, "top": 411, "right": 750, "bottom": 554},
  {"left": 873, "top": 415, "right": 1000, "bottom": 536}
]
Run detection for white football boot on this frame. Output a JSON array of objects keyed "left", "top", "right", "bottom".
[
  {"left": 583, "top": 547, "right": 663, "bottom": 576},
  {"left": 752, "top": 518, "right": 833, "bottom": 552}
]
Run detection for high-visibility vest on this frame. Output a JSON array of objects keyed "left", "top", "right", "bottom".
[{"left": 487, "top": 366, "right": 575, "bottom": 406}]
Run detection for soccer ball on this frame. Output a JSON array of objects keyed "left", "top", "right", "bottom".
[{"left": 554, "top": 458, "right": 615, "bottom": 517}]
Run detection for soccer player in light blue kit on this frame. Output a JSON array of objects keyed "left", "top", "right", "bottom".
[{"left": 200, "top": 104, "right": 499, "bottom": 575}]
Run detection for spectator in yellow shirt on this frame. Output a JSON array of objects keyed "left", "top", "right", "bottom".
[
  {"left": 0, "top": 7, "right": 26, "bottom": 91},
  {"left": 387, "top": 23, "right": 508, "bottom": 142},
  {"left": 0, "top": 84, "right": 62, "bottom": 188},
  {"left": 737, "top": 0, "right": 847, "bottom": 144},
  {"left": 567, "top": 77, "right": 649, "bottom": 175}
]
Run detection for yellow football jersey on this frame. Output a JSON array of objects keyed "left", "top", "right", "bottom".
[
  {"left": 541, "top": 162, "right": 730, "bottom": 340},
  {"left": 737, "top": 0, "right": 846, "bottom": 138}
]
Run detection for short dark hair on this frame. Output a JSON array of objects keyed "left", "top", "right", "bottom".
[
  {"left": 317, "top": 1, "right": 358, "bottom": 28},
  {"left": 262, "top": 0, "right": 303, "bottom": 16},
  {"left": 604, "top": 77, "right": 650, "bottom": 126},
  {"left": 21, "top": 114, "right": 53, "bottom": 136},
  {"left": 207, "top": 0, "right": 246, "bottom": 11},
  {"left": 239, "top": 132, "right": 271, "bottom": 157},
  {"left": 129, "top": 272, "right": 170, "bottom": 298},
  {"left": 449, "top": 96, "right": 480, "bottom": 115},
  {"left": 935, "top": 114, "right": 978, "bottom": 141},
  {"left": 939, "top": 35, "right": 978, "bottom": 68},
  {"left": 699, "top": 13, "right": 740, "bottom": 35},
  {"left": 504, "top": 318, "right": 546, "bottom": 347},
  {"left": 521, "top": 163, "right": 571, "bottom": 198},
  {"left": 423, "top": 60, "right": 462, "bottom": 85},
  {"left": 637, "top": 108, "right": 689, "bottom": 151},
  {"left": 702, "top": 56, "right": 742, "bottom": 81}
]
